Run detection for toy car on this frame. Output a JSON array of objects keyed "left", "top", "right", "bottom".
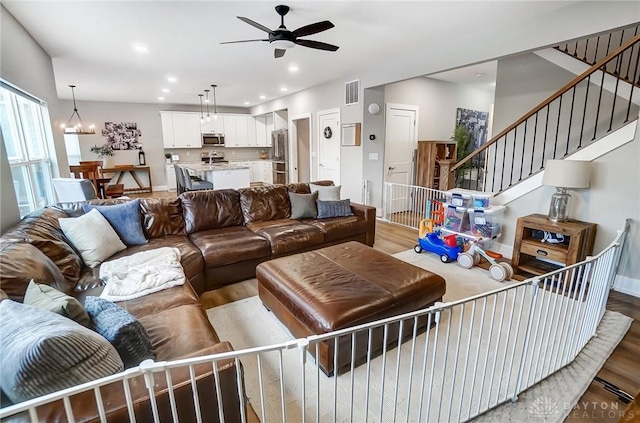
[{"left": 414, "top": 231, "right": 462, "bottom": 263}]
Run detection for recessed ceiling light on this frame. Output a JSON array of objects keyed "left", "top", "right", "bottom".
[
  {"left": 280, "top": 87, "right": 288, "bottom": 92},
  {"left": 158, "top": 97, "right": 165, "bottom": 100},
  {"left": 161, "top": 88, "right": 170, "bottom": 93},
  {"left": 288, "top": 65, "right": 299, "bottom": 72},
  {"left": 167, "top": 76, "right": 177, "bottom": 83},
  {"left": 133, "top": 44, "right": 148, "bottom": 53},
  {"left": 259, "top": 95, "right": 266, "bottom": 99},
  {"left": 244, "top": 102, "right": 250, "bottom": 105}
]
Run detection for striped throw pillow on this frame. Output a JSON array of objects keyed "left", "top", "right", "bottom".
[
  {"left": 316, "top": 199, "right": 354, "bottom": 219},
  {"left": 0, "top": 300, "right": 123, "bottom": 403}
]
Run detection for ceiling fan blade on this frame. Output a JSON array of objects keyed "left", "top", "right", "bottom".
[
  {"left": 237, "top": 16, "right": 273, "bottom": 34},
  {"left": 220, "top": 39, "right": 269, "bottom": 44},
  {"left": 274, "top": 49, "right": 286, "bottom": 58},
  {"left": 292, "top": 20, "right": 334, "bottom": 37},
  {"left": 295, "top": 39, "right": 339, "bottom": 52}
]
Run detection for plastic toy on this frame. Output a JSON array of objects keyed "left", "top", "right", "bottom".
[
  {"left": 414, "top": 218, "right": 462, "bottom": 263},
  {"left": 457, "top": 241, "right": 514, "bottom": 282}
]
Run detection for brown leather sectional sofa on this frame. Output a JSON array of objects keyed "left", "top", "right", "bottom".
[{"left": 0, "top": 182, "right": 376, "bottom": 422}]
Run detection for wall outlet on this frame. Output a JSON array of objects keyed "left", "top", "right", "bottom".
[{"left": 369, "top": 153, "right": 379, "bottom": 160}]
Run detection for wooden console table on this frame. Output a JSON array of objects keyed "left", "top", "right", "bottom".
[
  {"left": 102, "top": 166, "right": 152, "bottom": 194},
  {"left": 511, "top": 214, "right": 597, "bottom": 277}
]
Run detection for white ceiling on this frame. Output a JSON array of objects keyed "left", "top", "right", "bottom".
[
  {"left": 4, "top": 1, "right": 639, "bottom": 108},
  {"left": 427, "top": 61, "right": 497, "bottom": 92}
]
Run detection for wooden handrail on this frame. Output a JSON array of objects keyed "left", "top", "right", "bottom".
[{"left": 451, "top": 31, "right": 640, "bottom": 173}]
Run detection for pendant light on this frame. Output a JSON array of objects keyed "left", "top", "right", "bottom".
[
  {"left": 211, "top": 84, "right": 218, "bottom": 120},
  {"left": 198, "top": 94, "right": 204, "bottom": 124},
  {"left": 60, "top": 85, "right": 95, "bottom": 135},
  {"left": 204, "top": 89, "right": 211, "bottom": 122}
]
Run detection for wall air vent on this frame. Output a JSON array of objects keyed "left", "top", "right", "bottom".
[{"left": 345, "top": 79, "right": 360, "bottom": 106}]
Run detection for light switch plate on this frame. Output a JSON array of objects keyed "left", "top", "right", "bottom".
[{"left": 369, "top": 153, "right": 379, "bottom": 160}]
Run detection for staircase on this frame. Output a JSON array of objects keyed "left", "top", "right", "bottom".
[{"left": 451, "top": 25, "right": 640, "bottom": 196}]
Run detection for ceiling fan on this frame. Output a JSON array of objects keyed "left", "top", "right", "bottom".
[{"left": 221, "top": 4, "right": 339, "bottom": 58}]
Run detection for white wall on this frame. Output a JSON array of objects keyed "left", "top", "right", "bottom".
[
  {"left": 385, "top": 77, "right": 495, "bottom": 141},
  {"left": 251, "top": 78, "right": 364, "bottom": 203}
]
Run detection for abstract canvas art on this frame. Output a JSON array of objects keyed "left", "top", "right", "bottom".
[
  {"left": 101, "top": 122, "right": 142, "bottom": 150},
  {"left": 455, "top": 108, "right": 489, "bottom": 150}
]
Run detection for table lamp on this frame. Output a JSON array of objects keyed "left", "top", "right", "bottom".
[{"left": 541, "top": 160, "right": 590, "bottom": 222}]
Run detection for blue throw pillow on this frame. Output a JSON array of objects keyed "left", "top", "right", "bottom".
[
  {"left": 85, "top": 296, "right": 155, "bottom": 369},
  {"left": 83, "top": 199, "right": 147, "bottom": 245},
  {"left": 316, "top": 199, "right": 354, "bottom": 219}
]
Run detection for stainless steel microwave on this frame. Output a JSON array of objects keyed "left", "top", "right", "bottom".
[{"left": 202, "top": 133, "right": 225, "bottom": 146}]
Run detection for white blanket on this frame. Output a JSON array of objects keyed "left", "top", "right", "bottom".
[{"left": 99, "top": 247, "right": 186, "bottom": 301}]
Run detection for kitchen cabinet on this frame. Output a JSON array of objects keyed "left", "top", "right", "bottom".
[
  {"left": 255, "top": 115, "right": 274, "bottom": 147},
  {"left": 247, "top": 116, "right": 257, "bottom": 147},
  {"left": 160, "top": 112, "right": 201, "bottom": 149},
  {"left": 223, "top": 115, "right": 237, "bottom": 146},
  {"left": 236, "top": 116, "right": 249, "bottom": 147},
  {"left": 165, "top": 164, "right": 177, "bottom": 192},
  {"left": 259, "top": 161, "right": 273, "bottom": 184},
  {"left": 200, "top": 117, "right": 224, "bottom": 134}
]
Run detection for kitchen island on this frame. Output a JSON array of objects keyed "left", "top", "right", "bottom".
[{"left": 184, "top": 163, "right": 251, "bottom": 190}]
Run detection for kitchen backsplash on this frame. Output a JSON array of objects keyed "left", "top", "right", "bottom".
[{"left": 165, "top": 147, "right": 273, "bottom": 162}]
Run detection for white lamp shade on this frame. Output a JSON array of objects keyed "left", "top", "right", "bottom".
[{"left": 542, "top": 160, "right": 590, "bottom": 188}]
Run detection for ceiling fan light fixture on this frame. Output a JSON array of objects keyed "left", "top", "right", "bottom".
[
  {"left": 62, "top": 85, "right": 95, "bottom": 135},
  {"left": 271, "top": 39, "right": 295, "bottom": 49}
]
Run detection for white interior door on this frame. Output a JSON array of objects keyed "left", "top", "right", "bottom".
[
  {"left": 384, "top": 104, "right": 418, "bottom": 213},
  {"left": 317, "top": 109, "right": 340, "bottom": 184}
]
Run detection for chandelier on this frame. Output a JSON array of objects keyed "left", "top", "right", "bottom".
[{"left": 60, "top": 85, "right": 95, "bottom": 135}]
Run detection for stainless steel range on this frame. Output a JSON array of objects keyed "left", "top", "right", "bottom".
[{"left": 201, "top": 151, "right": 228, "bottom": 165}]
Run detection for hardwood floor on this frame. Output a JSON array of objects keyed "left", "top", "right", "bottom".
[{"left": 132, "top": 192, "right": 640, "bottom": 419}]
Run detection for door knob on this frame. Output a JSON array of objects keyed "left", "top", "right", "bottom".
[{"left": 388, "top": 166, "right": 395, "bottom": 171}]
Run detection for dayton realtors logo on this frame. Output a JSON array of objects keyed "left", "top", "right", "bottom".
[{"left": 527, "top": 395, "right": 635, "bottom": 420}]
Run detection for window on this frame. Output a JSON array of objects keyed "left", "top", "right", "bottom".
[{"left": 0, "top": 83, "right": 56, "bottom": 217}]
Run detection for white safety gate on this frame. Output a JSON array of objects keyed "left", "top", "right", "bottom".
[
  {"left": 0, "top": 222, "right": 629, "bottom": 423},
  {"left": 383, "top": 182, "right": 447, "bottom": 229}
]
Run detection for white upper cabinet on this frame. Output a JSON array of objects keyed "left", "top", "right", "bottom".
[
  {"left": 247, "top": 116, "right": 257, "bottom": 147},
  {"left": 223, "top": 115, "right": 237, "bottom": 147},
  {"left": 161, "top": 112, "right": 201, "bottom": 149},
  {"left": 255, "top": 116, "right": 267, "bottom": 147},
  {"left": 201, "top": 116, "right": 224, "bottom": 134},
  {"left": 235, "top": 115, "right": 249, "bottom": 147}
]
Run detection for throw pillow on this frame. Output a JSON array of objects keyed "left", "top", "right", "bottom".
[
  {"left": 83, "top": 199, "right": 147, "bottom": 245},
  {"left": 59, "top": 208, "right": 126, "bottom": 268},
  {"left": 24, "top": 280, "right": 90, "bottom": 327},
  {"left": 0, "top": 300, "right": 123, "bottom": 403},
  {"left": 309, "top": 184, "right": 341, "bottom": 201},
  {"left": 316, "top": 199, "right": 354, "bottom": 219},
  {"left": 289, "top": 191, "right": 318, "bottom": 219},
  {"left": 85, "top": 296, "right": 156, "bottom": 369}
]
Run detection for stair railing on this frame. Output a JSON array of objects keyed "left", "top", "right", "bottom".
[{"left": 451, "top": 31, "right": 640, "bottom": 194}]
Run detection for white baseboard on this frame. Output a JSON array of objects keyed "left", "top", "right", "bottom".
[
  {"left": 613, "top": 275, "right": 640, "bottom": 298},
  {"left": 153, "top": 185, "right": 168, "bottom": 192}
]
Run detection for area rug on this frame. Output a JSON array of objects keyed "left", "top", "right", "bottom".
[{"left": 206, "top": 250, "right": 631, "bottom": 422}]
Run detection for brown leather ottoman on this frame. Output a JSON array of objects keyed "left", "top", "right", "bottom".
[{"left": 256, "top": 241, "right": 446, "bottom": 375}]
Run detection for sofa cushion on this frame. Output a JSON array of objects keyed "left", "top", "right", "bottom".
[
  {"left": 310, "top": 183, "right": 341, "bottom": 201},
  {"left": 239, "top": 185, "right": 291, "bottom": 223},
  {"left": 0, "top": 300, "right": 123, "bottom": 403},
  {"left": 73, "top": 236, "right": 204, "bottom": 293},
  {"left": 83, "top": 199, "right": 147, "bottom": 246},
  {"left": 181, "top": 189, "right": 244, "bottom": 234},
  {"left": 316, "top": 199, "right": 354, "bottom": 219},
  {"left": 2, "top": 208, "right": 83, "bottom": 284},
  {"left": 0, "top": 240, "right": 74, "bottom": 302},
  {"left": 85, "top": 296, "right": 156, "bottom": 369},
  {"left": 59, "top": 209, "right": 127, "bottom": 268},
  {"left": 306, "top": 215, "right": 368, "bottom": 243},
  {"left": 24, "top": 281, "right": 90, "bottom": 327},
  {"left": 289, "top": 191, "right": 318, "bottom": 219},
  {"left": 247, "top": 219, "right": 324, "bottom": 256},
  {"left": 139, "top": 197, "right": 185, "bottom": 238},
  {"left": 189, "top": 227, "right": 271, "bottom": 268},
  {"left": 287, "top": 180, "right": 334, "bottom": 194}
]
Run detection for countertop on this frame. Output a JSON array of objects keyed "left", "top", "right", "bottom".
[{"left": 185, "top": 163, "right": 251, "bottom": 171}]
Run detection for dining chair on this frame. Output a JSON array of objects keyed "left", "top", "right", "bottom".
[{"left": 52, "top": 178, "right": 98, "bottom": 202}]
